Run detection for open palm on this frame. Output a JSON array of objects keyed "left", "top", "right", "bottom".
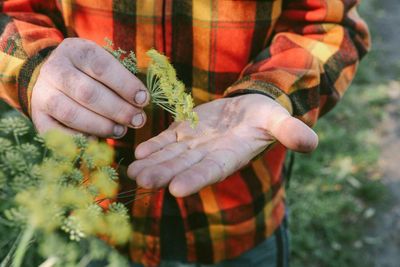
[{"left": 127, "top": 94, "right": 318, "bottom": 197}]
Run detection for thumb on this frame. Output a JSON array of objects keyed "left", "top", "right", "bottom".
[{"left": 268, "top": 110, "right": 318, "bottom": 153}]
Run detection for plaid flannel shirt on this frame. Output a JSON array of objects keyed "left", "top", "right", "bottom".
[{"left": 0, "top": 0, "right": 370, "bottom": 266}]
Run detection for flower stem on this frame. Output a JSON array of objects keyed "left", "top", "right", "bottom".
[
  {"left": 13, "top": 225, "right": 35, "bottom": 267},
  {"left": 0, "top": 232, "right": 20, "bottom": 267}
]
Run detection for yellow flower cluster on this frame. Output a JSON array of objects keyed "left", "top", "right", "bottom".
[
  {"left": 85, "top": 141, "right": 115, "bottom": 167},
  {"left": 0, "top": 115, "right": 132, "bottom": 266},
  {"left": 43, "top": 130, "right": 77, "bottom": 161},
  {"left": 104, "top": 39, "right": 198, "bottom": 128},
  {"left": 14, "top": 130, "right": 131, "bottom": 244},
  {"left": 63, "top": 204, "right": 131, "bottom": 245},
  {"left": 146, "top": 49, "right": 199, "bottom": 128},
  {"left": 91, "top": 169, "right": 118, "bottom": 198}
]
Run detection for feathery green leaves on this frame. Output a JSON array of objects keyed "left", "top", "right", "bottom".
[{"left": 0, "top": 113, "right": 132, "bottom": 267}]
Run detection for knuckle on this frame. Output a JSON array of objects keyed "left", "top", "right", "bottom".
[
  {"left": 66, "top": 39, "right": 99, "bottom": 63},
  {"left": 89, "top": 55, "right": 109, "bottom": 77},
  {"left": 113, "top": 106, "right": 136, "bottom": 125},
  {"left": 69, "top": 40, "right": 108, "bottom": 77},
  {"left": 76, "top": 84, "right": 100, "bottom": 105},
  {"left": 60, "top": 69, "right": 78, "bottom": 88},
  {"left": 46, "top": 93, "right": 62, "bottom": 114},
  {"left": 47, "top": 95, "right": 77, "bottom": 125},
  {"left": 46, "top": 95, "right": 77, "bottom": 124},
  {"left": 59, "top": 105, "right": 78, "bottom": 124},
  {"left": 136, "top": 175, "right": 156, "bottom": 189},
  {"left": 77, "top": 44, "right": 96, "bottom": 63}
]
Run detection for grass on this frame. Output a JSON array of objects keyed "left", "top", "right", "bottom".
[
  {"left": 288, "top": 83, "right": 390, "bottom": 267},
  {"left": 288, "top": 0, "right": 398, "bottom": 265}
]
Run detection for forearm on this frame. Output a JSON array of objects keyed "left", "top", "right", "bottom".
[{"left": 224, "top": 0, "right": 371, "bottom": 126}]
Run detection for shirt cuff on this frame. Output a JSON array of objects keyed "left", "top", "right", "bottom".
[
  {"left": 223, "top": 76, "right": 293, "bottom": 115},
  {"left": 17, "top": 46, "right": 57, "bottom": 117}
]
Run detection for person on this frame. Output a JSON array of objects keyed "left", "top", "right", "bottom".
[{"left": 0, "top": 1, "right": 370, "bottom": 266}]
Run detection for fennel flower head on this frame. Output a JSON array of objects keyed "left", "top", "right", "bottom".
[
  {"left": 146, "top": 49, "right": 199, "bottom": 128},
  {"left": 103, "top": 38, "right": 199, "bottom": 128}
]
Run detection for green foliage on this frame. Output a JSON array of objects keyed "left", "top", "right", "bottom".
[
  {"left": 0, "top": 112, "right": 132, "bottom": 267},
  {"left": 0, "top": 116, "right": 30, "bottom": 137},
  {"left": 288, "top": 0, "right": 400, "bottom": 262},
  {"left": 104, "top": 38, "right": 138, "bottom": 74},
  {"left": 289, "top": 84, "right": 389, "bottom": 267}
]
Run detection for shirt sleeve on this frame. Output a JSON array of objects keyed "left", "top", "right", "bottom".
[
  {"left": 0, "top": 0, "right": 65, "bottom": 116},
  {"left": 224, "top": 0, "right": 371, "bottom": 127}
]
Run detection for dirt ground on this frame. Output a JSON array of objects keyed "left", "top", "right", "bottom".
[
  {"left": 363, "top": 0, "right": 400, "bottom": 265},
  {"left": 367, "top": 81, "right": 400, "bottom": 267}
]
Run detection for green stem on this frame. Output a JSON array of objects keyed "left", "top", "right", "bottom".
[
  {"left": 73, "top": 149, "right": 85, "bottom": 167},
  {"left": 13, "top": 132, "right": 20, "bottom": 146},
  {"left": 13, "top": 225, "right": 35, "bottom": 267},
  {"left": 153, "top": 100, "right": 172, "bottom": 105},
  {"left": 78, "top": 255, "right": 93, "bottom": 267},
  {"left": 156, "top": 104, "right": 177, "bottom": 116},
  {"left": 0, "top": 232, "right": 20, "bottom": 267}
]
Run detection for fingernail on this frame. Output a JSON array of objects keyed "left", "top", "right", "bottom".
[
  {"left": 131, "top": 113, "right": 144, "bottom": 127},
  {"left": 113, "top": 125, "right": 126, "bottom": 138},
  {"left": 135, "top": 90, "right": 148, "bottom": 105}
]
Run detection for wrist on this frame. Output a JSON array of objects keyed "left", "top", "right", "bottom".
[
  {"left": 223, "top": 77, "right": 293, "bottom": 115},
  {"left": 17, "top": 46, "right": 57, "bottom": 117}
]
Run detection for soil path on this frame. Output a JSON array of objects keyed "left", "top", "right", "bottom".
[{"left": 368, "top": 82, "right": 400, "bottom": 267}]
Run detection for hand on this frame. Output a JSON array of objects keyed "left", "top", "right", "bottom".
[
  {"left": 127, "top": 94, "right": 318, "bottom": 197},
  {"left": 32, "top": 38, "right": 149, "bottom": 138}
]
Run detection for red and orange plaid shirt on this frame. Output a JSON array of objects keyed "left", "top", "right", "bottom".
[{"left": 0, "top": 0, "right": 370, "bottom": 266}]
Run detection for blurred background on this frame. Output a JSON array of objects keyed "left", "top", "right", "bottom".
[
  {"left": 288, "top": 0, "right": 400, "bottom": 266},
  {"left": 0, "top": 0, "right": 398, "bottom": 266}
]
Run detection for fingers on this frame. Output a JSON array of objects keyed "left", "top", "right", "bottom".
[
  {"left": 34, "top": 37, "right": 151, "bottom": 136},
  {"left": 169, "top": 149, "right": 239, "bottom": 197},
  {"left": 33, "top": 111, "right": 80, "bottom": 135},
  {"left": 128, "top": 142, "right": 189, "bottom": 178},
  {"left": 59, "top": 38, "right": 149, "bottom": 107},
  {"left": 267, "top": 107, "right": 318, "bottom": 153},
  {"left": 129, "top": 138, "right": 242, "bottom": 197},
  {"left": 273, "top": 117, "right": 318, "bottom": 153},
  {"left": 131, "top": 147, "right": 207, "bottom": 189},
  {"left": 134, "top": 129, "right": 178, "bottom": 159},
  {"left": 42, "top": 88, "right": 126, "bottom": 138},
  {"left": 43, "top": 64, "right": 146, "bottom": 128}
]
